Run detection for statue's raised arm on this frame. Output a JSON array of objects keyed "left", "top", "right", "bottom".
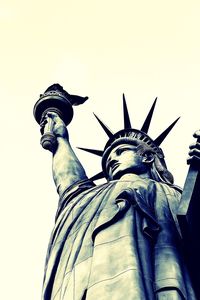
[
  {"left": 42, "top": 111, "right": 88, "bottom": 195},
  {"left": 34, "top": 84, "right": 89, "bottom": 196}
]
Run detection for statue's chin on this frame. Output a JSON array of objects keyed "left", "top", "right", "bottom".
[{"left": 110, "top": 167, "right": 150, "bottom": 181}]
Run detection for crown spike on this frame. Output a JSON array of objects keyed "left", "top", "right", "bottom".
[
  {"left": 154, "top": 117, "right": 180, "bottom": 146},
  {"left": 77, "top": 147, "right": 103, "bottom": 157},
  {"left": 93, "top": 113, "right": 114, "bottom": 138},
  {"left": 89, "top": 171, "right": 105, "bottom": 181},
  {"left": 123, "top": 94, "right": 132, "bottom": 129},
  {"left": 141, "top": 98, "right": 157, "bottom": 133}
]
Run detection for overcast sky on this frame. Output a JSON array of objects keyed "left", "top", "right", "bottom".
[{"left": 1, "top": 1, "right": 200, "bottom": 299}]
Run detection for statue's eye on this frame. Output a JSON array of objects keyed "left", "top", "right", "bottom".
[{"left": 116, "top": 148, "right": 129, "bottom": 155}]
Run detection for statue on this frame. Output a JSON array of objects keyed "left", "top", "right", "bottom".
[{"left": 34, "top": 84, "right": 200, "bottom": 300}]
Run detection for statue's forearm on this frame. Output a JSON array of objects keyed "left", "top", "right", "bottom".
[{"left": 52, "top": 137, "right": 88, "bottom": 196}]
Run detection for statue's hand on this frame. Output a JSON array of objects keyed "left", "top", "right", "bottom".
[
  {"left": 187, "top": 130, "right": 200, "bottom": 165},
  {"left": 40, "top": 111, "right": 69, "bottom": 140}
]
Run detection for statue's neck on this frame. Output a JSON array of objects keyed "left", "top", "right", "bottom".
[{"left": 119, "top": 172, "right": 151, "bottom": 181}]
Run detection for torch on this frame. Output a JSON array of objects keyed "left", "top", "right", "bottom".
[{"left": 33, "top": 84, "right": 88, "bottom": 152}]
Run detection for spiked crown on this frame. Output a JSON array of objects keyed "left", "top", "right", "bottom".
[{"left": 78, "top": 95, "right": 179, "bottom": 180}]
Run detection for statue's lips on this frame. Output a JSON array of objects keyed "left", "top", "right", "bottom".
[{"left": 111, "top": 163, "right": 120, "bottom": 172}]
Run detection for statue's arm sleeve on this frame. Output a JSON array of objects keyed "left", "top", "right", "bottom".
[
  {"left": 52, "top": 136, "right": 88, "bottom": 196},
  {"left": 55, "top": 178, "right": 96, "bottom": 220}
]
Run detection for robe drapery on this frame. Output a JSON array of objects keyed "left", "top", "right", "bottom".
[{"left": 42, "top": 174, "right": 196, "bottom": 299}]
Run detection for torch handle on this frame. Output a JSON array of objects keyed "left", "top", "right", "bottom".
[{"left": 40, "top": 116, "right": 58, "bottom": 152}]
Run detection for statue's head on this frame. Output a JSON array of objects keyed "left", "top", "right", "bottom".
[
  {"left": 78, "top": 96, "right": 179, "bottom": 185},
  {"left": 101, "top": 128, "right": 174, "bottom": 183}
]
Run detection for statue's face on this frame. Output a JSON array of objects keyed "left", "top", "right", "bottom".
[{"left": 106, "top": 142, "right": 150, "bottom": 180}]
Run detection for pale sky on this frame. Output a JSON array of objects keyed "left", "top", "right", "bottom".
[{"left": 1, "top": 1, "right": 200, "bottom": 299}]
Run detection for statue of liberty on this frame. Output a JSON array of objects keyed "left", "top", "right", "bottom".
[{"left": 34, "top": 84, "right": 200, "bottom": 299}]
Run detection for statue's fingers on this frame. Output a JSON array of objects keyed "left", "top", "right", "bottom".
[
  {"left": 47, "top": 112, "right": 65, "bottom": 125},
  {"left": 188, "top": 148, "right": 200, "bottom": 157},
  {"left": 187, "top": 155, "right": 200, "bottom": 165},
  {"left": 40, "top": 117, "right": 48, "bottom": 125},
  {"left": 45, "top": 111, "right": 55, "bottom": 118},
  {"left": 193, "top": 130, "right": 200, "bottom": 138},
  {"left": 44, "top": 111, "right": 60, "bottom": 120},
  {"left": 40, "top": 113, "right": 49, "bottom": 123},
  {"left": 40, "top": 119, "right": 48, "bottom": 134},
  {"left": 55, "top": 116, "right": 66, "bottom": 126},
  {"left": 189, "top": 142, "right": 200, "bottom": 150}
]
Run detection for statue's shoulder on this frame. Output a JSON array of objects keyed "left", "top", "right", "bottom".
[{"left": 154, "top": 180, "right": 182, "bottom": 195}]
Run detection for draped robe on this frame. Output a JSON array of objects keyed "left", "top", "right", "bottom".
[{"left": 42, "top": 174, "right": 196, "bottom": 299}]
